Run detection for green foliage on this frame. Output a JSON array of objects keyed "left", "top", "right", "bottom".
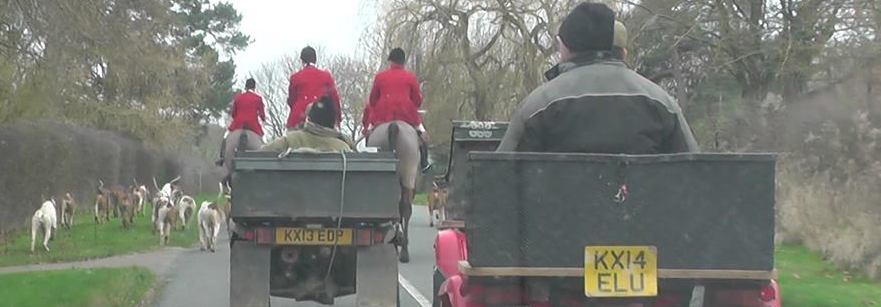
[
  {"left": 0, "top": 267, "right": 154, "bottom": 307},
  {"left": 174, "top": 0, "right": 251, "bottom": 56},
  {"left": 0, "top": 0, "right": 249, "bottom": 148}
]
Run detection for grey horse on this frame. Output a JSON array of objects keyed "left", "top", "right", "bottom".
[
  {"left": 367, "top": 120, "right": 420, "bottom": 263},
  {"left": 222, "top": 127, "right": 263, "bottom": 185}
]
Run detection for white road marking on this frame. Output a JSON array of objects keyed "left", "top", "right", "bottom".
[{"left": 399, "top": 273, "right": 432, "bottom": 307}]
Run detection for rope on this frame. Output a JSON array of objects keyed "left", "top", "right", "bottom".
[{"left": 325, "top": 150, "right": 348, "bottom": 281}]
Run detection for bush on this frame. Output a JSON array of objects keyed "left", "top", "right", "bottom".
[
  {"left": 0, "top": 120, "right": 222, "bottom": 239},
  {"left": 777, "top": 111, "right": 881, "bottom": 279}
]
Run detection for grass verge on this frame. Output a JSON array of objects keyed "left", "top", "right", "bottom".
[
  {"left": 778, "top": 244, "right": 881, "bottom": 306},
  {"left": 0, "top": 266, "right": 154, "bottom": 307},
  {"left": 413, "top": 193, "right": 427, "bottom": 206},
  {"left": 0, "top": 195, "right": 214, "bottom": 267}
]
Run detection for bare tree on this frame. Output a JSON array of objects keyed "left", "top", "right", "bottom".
[
  {"left": 326, "top": 54, "right": 374, "bottom": 140},
  {"left": 251, "top": 56, "right": 297, "bottom": 140}
]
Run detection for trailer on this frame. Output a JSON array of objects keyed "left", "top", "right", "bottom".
[
  {"left": 434, "top": 151, "right": 781, "bottom": 307},
  {"left": 229, "top": 151, "right": 401, "bottom": 307},
  {"left": 435, "top": 120, "right": 509, "bottom": 228}
]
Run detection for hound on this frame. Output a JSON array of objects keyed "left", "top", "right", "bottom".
[
  {"left": 133, "top": 183, "right": 149, "bottom": 216},
  {"left": 218, "top": 182, "right": 233, "bottom": 235},
  {"left": 198, "top": 201, "right": 223, "bottom": 252},
  {"left": 31, "top": 199, "right": 58, "bottom": 252},
  {"left": 60, "top": 193, "right": 77, "bottom": 230},
  {"left": 118, "top": 193, "right": 135, "bottom": 229},
  {"left": 155, "top": 197, "right": 178, "bottom": 245},
  {"left": 176, "top": 195, "right": 197, "bottom": 230},
  {"left": 427, "top": 180, "right": 449, "bottom": 228},
  {"left": 95, "top": 180, "right": 111, "bottom": 224}
]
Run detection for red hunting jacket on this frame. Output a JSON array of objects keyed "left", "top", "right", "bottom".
[
  {"left": 228, "top": 90, "right": 265, "bottom": 136},
  {"left": 287, "top": 65, "right": 341, "bottom": 128},
  {"left": 362, "top": 64, "right": 423, "bottom": 133}
]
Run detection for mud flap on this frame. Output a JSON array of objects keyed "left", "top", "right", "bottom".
[
  {"left": 356, "top": 244, "right": 399, "bottom": 307},
  {"left": 230, "top": 241, "right": 272, "bottom": 307},
  {"left": 688, "top": 284, "right": 706, "bottom": 307}
]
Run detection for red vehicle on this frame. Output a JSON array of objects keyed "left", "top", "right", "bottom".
[{"left": 432, "top": 121, "right": 782, "bottom": 307}]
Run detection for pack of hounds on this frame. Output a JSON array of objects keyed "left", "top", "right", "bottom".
[{"left": 30, "top": 176, "right": 232, "bottom": 254}]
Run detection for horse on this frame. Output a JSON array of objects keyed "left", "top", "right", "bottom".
[
  {"left": 222, "top": 126, "right": 263, "bottom": 185},
  {"left": 366, "top": 120, "right": 420, "bottom": 263}
]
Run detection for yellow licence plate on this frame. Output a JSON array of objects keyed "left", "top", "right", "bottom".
[
  {"left": 275, "top": 228, "right": 353, "bottom": 245},
  {"left": 584, "top": 246, "right": 658, "bottom": 297}
]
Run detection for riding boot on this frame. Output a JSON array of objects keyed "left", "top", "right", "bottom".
[
  {"left": 417, "top": 132, "right": 430, "bottom": 172},
  {"left": 216, "top": 137, "right": 227, "bottom": 167}
]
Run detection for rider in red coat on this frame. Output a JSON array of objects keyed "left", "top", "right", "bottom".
[
  {"left": 217, "top": 78, "right": 266, "bottom": 181},
  {"left": 228, "top": 80, "right": 266, "bottom": 136},
  {"left": 287, "top": 46, "right": 341, "bottom": 130},
  {"left": 362, "top": 48, "right": 430, "bottom": 171}
]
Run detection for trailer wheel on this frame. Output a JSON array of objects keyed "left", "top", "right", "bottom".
[{"left": 432, "top": 268, "right": 443, "bottom": 307}]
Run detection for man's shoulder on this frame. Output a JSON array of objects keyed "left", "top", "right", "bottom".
[
  {"left": 244, "top": 91, "right": 263, "bottom": 99},
  {"left": 317, "top": 67, "right": 334, "bottom": 78},
  {"left": 547, "top": 62, "right": 681, "bottom": 113}
]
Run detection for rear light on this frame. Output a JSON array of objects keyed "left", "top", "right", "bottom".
[
  {"left": 759, "top": 283, "right": 777, "bottom": 302},
  {"left": 256, "top": 227, "right": 274, "bottom": 244},
  {"left": 355, "top": 228, "right": 386, "bottom": 246},
  {"left": 240, "top": 229, "right": 255, "bottom": 241}
]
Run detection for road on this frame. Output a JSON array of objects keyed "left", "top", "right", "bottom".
[{"left": 154, "top": 209, "right": 438, "bottom": 307}]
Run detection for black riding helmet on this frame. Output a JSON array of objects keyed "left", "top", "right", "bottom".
[{"left": 307, "top": 96, "right": 337, "bottom": 129}]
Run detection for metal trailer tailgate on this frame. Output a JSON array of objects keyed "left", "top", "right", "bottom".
[
  {"left": 465, "top": 152, "right": 776, "bottom": 272},
  {"left": 443, "top": 121, "right": 509, "bottom": 221},
  {"left": 231, "top": 152, "right": 400, "bottom": 220}
]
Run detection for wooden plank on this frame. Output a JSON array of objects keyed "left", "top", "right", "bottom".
[
  {"left": 459, "top": 261, "right": 776, "bottom": 280},
  {"left": 439, "top": 220, "right": 465, "bottom": 229}
]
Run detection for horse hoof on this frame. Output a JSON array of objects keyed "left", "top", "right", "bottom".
[{"left": 399, "top": 251, "right": 410, "bottom": 263}]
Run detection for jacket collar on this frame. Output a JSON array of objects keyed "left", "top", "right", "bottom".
[
  {"left": 544, "top": 51, "right": 624, "bottom": 81},
  {"left": 302, "top": 121, "right": 355, "bottom": 148}
]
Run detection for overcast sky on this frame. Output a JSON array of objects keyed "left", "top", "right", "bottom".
[{"left": 228, "top": 0, "right": 377, "bottom": 78}]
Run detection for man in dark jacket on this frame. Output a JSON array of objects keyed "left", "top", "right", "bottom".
[{"left": 497, "top": 3, "right": 699, "bottom": 154}]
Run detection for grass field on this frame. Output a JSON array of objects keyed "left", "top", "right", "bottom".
[
  {"left": 778, "top": 244, "right": 881, "bottom": 306},
  {"left": 0, "top": 267, "right": 154, "bottom": 307},
  {"left": 413, "top": 193, "right": 427, "bottom": 205},
  {"left": 0, "top": 195, "right": 214, "bottom": 267}
]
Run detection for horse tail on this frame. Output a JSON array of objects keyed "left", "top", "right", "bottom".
[{"left": 387, "top": 122, "right": 399, "bottom": 153}]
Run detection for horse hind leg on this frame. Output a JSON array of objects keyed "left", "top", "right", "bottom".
[{"left": 398, "top": 188, "right": 414, "bottom": 263}]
